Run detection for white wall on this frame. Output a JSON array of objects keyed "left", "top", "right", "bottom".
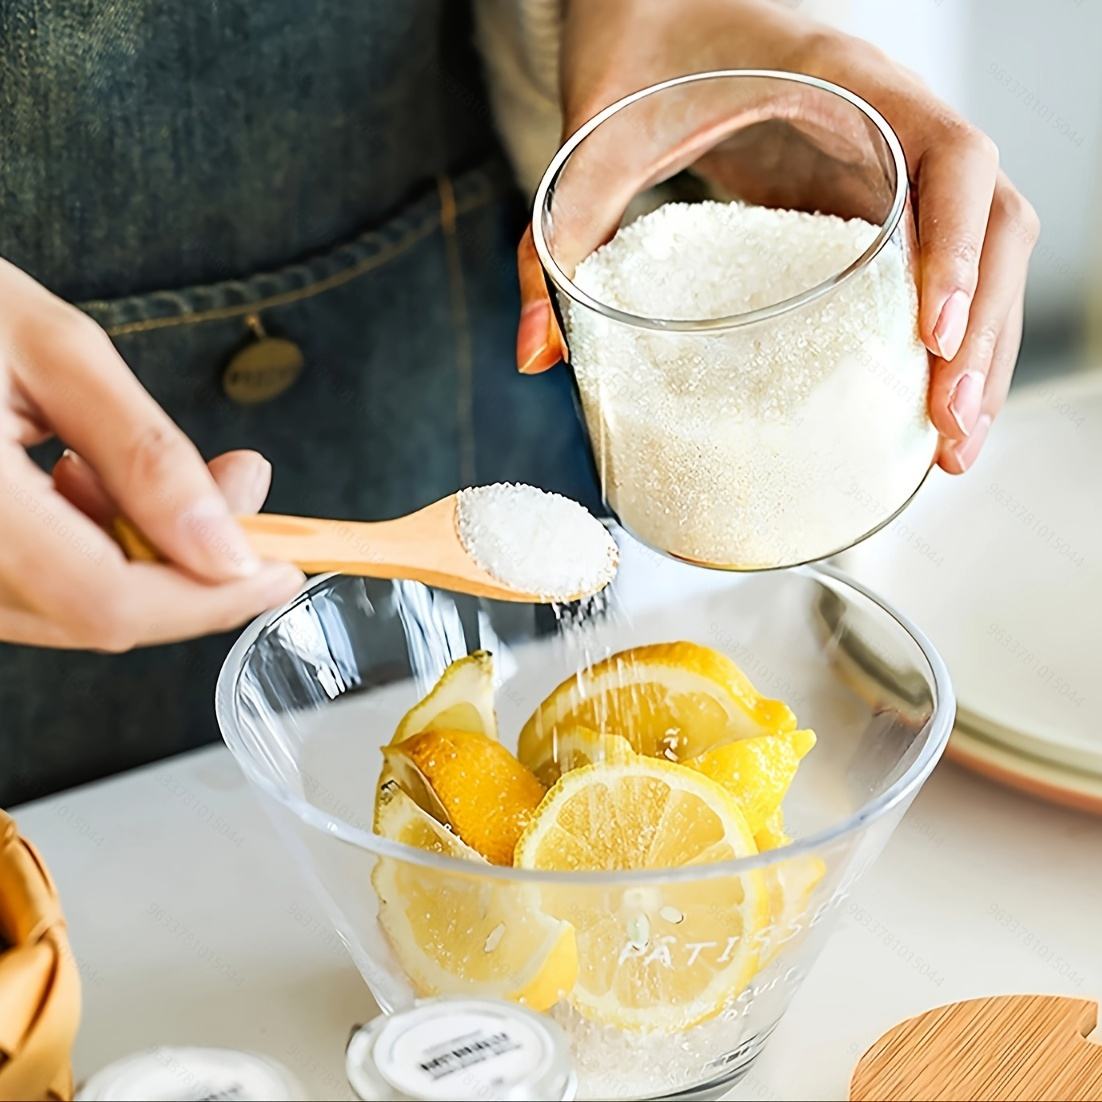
[{"left": 832, "top": 0, "right": 1101, "bottom": 325}]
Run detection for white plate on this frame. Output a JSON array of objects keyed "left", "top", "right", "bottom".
[
  {"left": 841, "top": 370, "right": 1102, "bottom": 775},
  {"left": 947, "top": 721, "right": 1102, "bottom": 815}
]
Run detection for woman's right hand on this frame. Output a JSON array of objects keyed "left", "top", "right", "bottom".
[
  {"left": 517, "top": 0, "right": 1038, "bottom": 477},
  {"left": 0, "top": 259, "right": 304, "bottom": 651}
]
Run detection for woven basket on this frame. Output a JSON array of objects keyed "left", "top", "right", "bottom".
[{"left": 0, "top": 811, "right": 80, "bottom": 1101}]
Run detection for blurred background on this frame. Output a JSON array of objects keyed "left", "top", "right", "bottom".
[
  {"left": 819, "top": 0, "right": 1100, "bottom": 382},
  {"left": 823, "top": 0, "right": 1100, "bottom": 816}
]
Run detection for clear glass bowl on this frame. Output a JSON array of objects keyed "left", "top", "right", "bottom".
[
  {"left": 217, "top": 531, "right": 952, "bottom": 1100},
  {"left": 532, "top": 71, "right": 938, "bottom": 570}
]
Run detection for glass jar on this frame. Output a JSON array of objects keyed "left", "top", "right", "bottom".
[
  {"left": 531, "top": 70, "right": 937, "bottom": 570},
  {"left": 346, "top": 999, "right": 577, "bottom": 1101}
]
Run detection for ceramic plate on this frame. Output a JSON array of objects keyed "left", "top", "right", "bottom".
[
  {"left": 841, "top": 370, "right": 1102, "bottom": 776},
  {"left": 947, "top": 722, "right": 1102, "bottom": 815}
]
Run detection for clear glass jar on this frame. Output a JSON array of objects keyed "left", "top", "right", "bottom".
[
  {"left": 76, "top": 1048, "right": 302, "bottom": 1101},
  {"left": 531, "top": 70, "right": 937, "bottom": 570},
  {"left": 346, "top": 998, "right": 577, "bottom": 1101}
]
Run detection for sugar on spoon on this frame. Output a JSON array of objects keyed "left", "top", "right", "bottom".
[{"left": 115, "top": 482, "right": 618, "bottom": 605}]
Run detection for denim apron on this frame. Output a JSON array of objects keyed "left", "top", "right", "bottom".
[{"left": 0, "top": 0, "right": 597, "bottom": 805}]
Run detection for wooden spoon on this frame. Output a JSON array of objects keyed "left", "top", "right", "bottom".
[{"left": 114, "top": 494, "right": 611, "bottom": 605}]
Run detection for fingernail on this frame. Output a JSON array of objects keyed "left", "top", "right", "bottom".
[
  {"left": 258, "top": 563, "right": 306, "bottom": 604},
  {"left": 951, "top": 413, "right": 992, "bottom": 472},
  {"left": 179, "top": 497, "right": 259, "bottom": 577},
  {"left": 949, "top": 371, "right": 985, "bottom": 436},
  {"left": 248, "top": 455, "right": 272, "bottom": 501},
  {"left": 933, "top": 290, "right": 970, "bottom": 361},
  {"left": 518, "top": 300, "right": 553, "bottom": 374}
]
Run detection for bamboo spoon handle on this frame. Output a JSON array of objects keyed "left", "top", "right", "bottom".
[
  {"left": 116, "top": 509, "right": 443, "bottom": 577},
  {"left": 232, "top": 513, "right": 405, "bottom": 574},
  {"left": 112, "top": 499, "right": 553, "bottom": 603}
]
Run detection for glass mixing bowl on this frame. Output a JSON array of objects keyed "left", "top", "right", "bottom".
[
  {"left": 217, "top": 531, "right": 952, "bottom": 1100},
  {"left": 532, "top": 71, "right": 938, "bottom": 571}
]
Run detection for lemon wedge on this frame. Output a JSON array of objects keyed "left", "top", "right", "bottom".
[
  {"left": 392, "top": 651, "right": 497, "bottom": 745},
  {"left": 376, "top": 652, "right": 498, "bottom": 830},
  {"left": 518, "top": 642, "right": 797, "bottom": 777},
  {"left": 751, "top": 809, "right": 826, "bottom": 969},
  {"left": 383, "top": 728, "right": 545, "bottom": 865},
  {"left": 514, "top": 759, "right": 768, "bottom": 1032},
  {"left": 683, "top": 729, "right": 816, "bottom": 833},
  {"left": 754, "top": 808, "right": 790, "bottom": 852},
  {"left": 532, "top": 725, "right": 638, "bottom": 786},
  {"left": 372, "top": 782, "right": 577, "bottom": 1010}
]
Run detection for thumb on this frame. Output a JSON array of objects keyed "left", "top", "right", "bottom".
[{"left": 516, "top": 225, "right": 567, "bottom": 375}]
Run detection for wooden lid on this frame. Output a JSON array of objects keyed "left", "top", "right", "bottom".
[{"left": 851, "top": 994, "right": 1102, "bottom": 1101}]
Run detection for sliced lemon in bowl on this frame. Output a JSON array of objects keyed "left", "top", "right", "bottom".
[
  {"left": 391, "top": 651, "right": 497, "bottom": 745},
  {"left": 750, "top": 811, "right": 827, "bottom": 969},
  {"left": 532, "top": 725, "right": 638, "bottom": 787},
  {"left": 514, "top": 758, "right": 769, "bottom": 1032},
  {"left": 372, "top": 781, "right": 577, "bottom": 1011},
  {"left": 383, "top": 728, "right": 546, "bottom": 865},
  {"left": 376, "top": 652, "right": 498, "bottom": 830},
  {"left": 753, "top": 808, "right": 790, "bottom": 852},
  {"left": 518, "top": 642, "right": 797, "bottom": 777},
  {"left": 683, "top": 728, "right": 816, "bottom": 833}
]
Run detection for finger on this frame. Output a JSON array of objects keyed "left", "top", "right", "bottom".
[
  {"left": 0, "top": 440, "right": 126, "bottom": 617},
  {"left": 0, "top": 443, "right": 129, "bottom": 626},
  {"left": 0, "top": 445, "right": 304, "bottom": 648},
  {"left": 0, "top": 604, "right": 75, "bottom": 648},
  {"left": 10, "top": 307, "right": 259, "bottom": 581},
  {"left": 517, "top": 226, "right": 567, "bottom": 375},
  {"left": 927, "top": 178, "right": 1038, "bottom": 440},
  {"left": 0, "top": 572, "right": 36, "bottom": 613},
  {"left": 53, "top": 449, "right": 115, "bottom": 526},
  {"left": 0, "top": 561, "right": 304, "bottom": 651},
  {"left": 979, "top": 293, "right": 1025, "bottom": 420},
  {"left": 86, "top": 559, "right": 305, "bottom": 650},
  {"left": 207, "top": 450, "right": 272, "bottom": 514},
  {"left": 914, "top": 130, "right": 1000, "bottom": 361},
  {"left": 938, "top": 295, "right": 1023, "bottom": 475},
  {"left": 55, "top": 448, "right": 274, "bottom": 524}
]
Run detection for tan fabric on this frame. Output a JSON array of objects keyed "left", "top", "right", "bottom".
[
  {"left": 0, "top": 812, "right": 80, "bottom": 1102},
  {"left": 473, "top": 0, "right": 564, "bottom": 196},
  {"left": 472, "top": 0, "right": 853, "bottom": 197}
]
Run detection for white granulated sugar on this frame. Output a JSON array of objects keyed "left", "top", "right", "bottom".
[
  {"left": 568, "top": 200, "right": 937, "bottom": 567},
  {"left": 456, "top": 483, "right": 618, "bottom": 600}
]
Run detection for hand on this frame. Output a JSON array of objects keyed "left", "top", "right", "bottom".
[
  {"left": 0, "top": 259, "right": 304, "bottom": 651},
  {"left": 516, "top": 0, "right": 1039, "bottom": 475}
]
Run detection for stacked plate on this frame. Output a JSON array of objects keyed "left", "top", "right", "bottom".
[{"left": 841, "top": 369, "right": 1102, "bottom": 812}]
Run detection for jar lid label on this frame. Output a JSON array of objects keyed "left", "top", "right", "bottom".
[
  {"left": 76, "top": 1047, "right": 301, "bottom": 1101},
  {"left": 373, "top": 1002, "right": 555, "bottom": 1100}
]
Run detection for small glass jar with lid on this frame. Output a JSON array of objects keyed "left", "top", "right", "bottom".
[{"left": 346, "top": 998, "right": 577, "bottom": 1102}]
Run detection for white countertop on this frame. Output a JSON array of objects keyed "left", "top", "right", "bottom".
[{"left": 13, "top": 743, "right": 1102, "bottom": 1101}]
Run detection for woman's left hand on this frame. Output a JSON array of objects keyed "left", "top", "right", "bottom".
[{"left": 516, "top": 0, "right": 1039, "bottom": 475}]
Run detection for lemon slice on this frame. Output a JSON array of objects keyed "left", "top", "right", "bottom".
[
  {"left": 392, "top": 651, "right": 497, "bottom": 745},
  {"left": 751, "top": 810, "right": 826, "bottom": 969},
  {"left": 753, "top": 808, "right": 790, "bottom": 852},
  {"left": 372, "top": 782, "right": 577, "bottom": 1011},
  {"left": 518, "top": 642, "right": 797, "bottom": 777},
  {"left": 532, "top": 725, "right": 638, "bottom": 786},
  {"left": 683, "top": 729, "right": 816, "bottom": 833},
  {"left": 514, "top": 759, "right": 768, "bottom": 1032},
  {"left": 383, "top": 728, "right": 545, "bottom": 865},
  {"left": 376, "top": 652, "right": 498, "bottom": 830}
]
